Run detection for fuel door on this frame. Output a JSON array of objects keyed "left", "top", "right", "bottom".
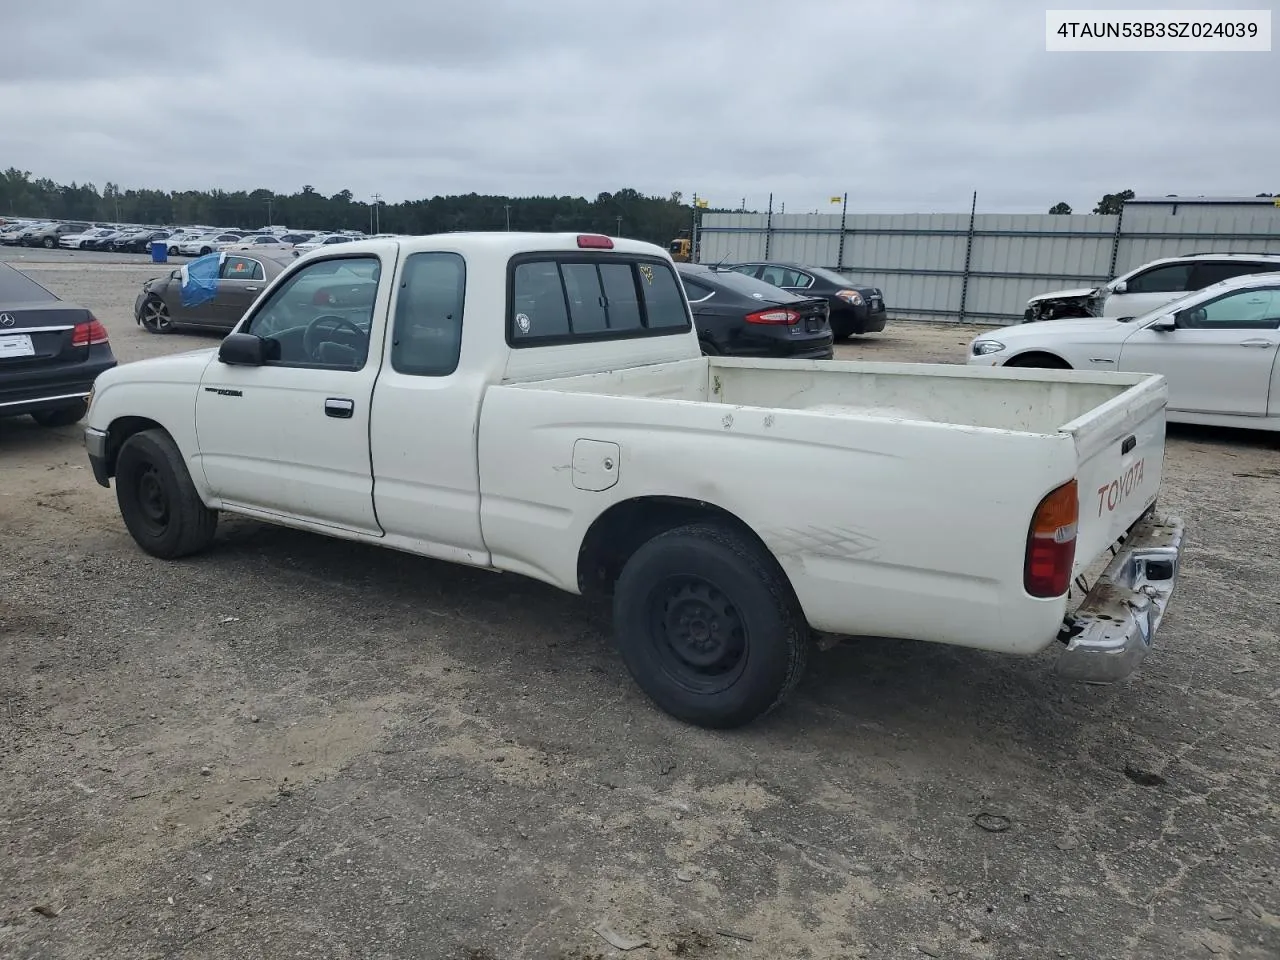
[{"left": 571, "top": 439, "right": 620, "bottom": 492}]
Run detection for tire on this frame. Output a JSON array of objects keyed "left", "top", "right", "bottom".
[
  {"left": 699, "top": 340, "right": 720, "bottom": 356},
  {"left": 199, "top": 246, "right": 212, "bottom": 256},
  {"left": 140, "top": 296, "right": 173, "bottom": 334},
  {"left": 1006, "top": 352, "right": 1071, "bottom": 369},
  {"left": 612, "top": 522, "right": 809, "bottom": 729},
  {"left": 167, "top": 245, "right": 180, "bottom": 256},
  {"left": 31, "top": 400, "right": 88, "bottom": 427},
  {"left": 115, "top": 429, "right": 217, "bottom": 559},
  {"left": 42, "top": 236, "right": 55, "bottom": 249}
]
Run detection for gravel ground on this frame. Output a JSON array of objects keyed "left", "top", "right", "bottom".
[{"left": 2, "top": 249, "right": 1278, "bottom": 960}]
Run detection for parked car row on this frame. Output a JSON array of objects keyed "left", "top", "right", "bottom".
[{"left": 0, "top": 218, "right": 372, "bottom": 257}]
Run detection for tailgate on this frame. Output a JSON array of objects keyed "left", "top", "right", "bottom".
[{"left": 1062, "top": 373, "right": 1167, "bottom": 576}]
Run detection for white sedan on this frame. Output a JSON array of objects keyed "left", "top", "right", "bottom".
[{"left": 967, "top": 273, "right": 1280, "bottom": 430}]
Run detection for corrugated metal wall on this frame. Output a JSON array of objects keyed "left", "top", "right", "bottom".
[{"left": 695, "top": 205, "right": 1280, "bottom": 324}]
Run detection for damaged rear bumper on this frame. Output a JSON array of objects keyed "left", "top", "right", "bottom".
[{"left": 1054, "top": 511, "right": 1185, "bottom": 683}]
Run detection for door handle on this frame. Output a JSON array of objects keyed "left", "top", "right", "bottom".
[
  {"left": 325, "top": 397, "right": 354, "bottom": 419},
  {"left": 1238, "top": 339, "right": 1274, "bottom": 347},
  {"left": 245, "top": 286, "right": 259, "bottom": 292}
]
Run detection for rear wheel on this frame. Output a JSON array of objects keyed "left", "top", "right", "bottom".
[
  {"left": 167, "top": 245, "right": 180, "bottom": 256},
  {"left": 140, "top": 296, "right": 173, "bottom": 334},
  {"left": 699, "top": 339, "right": 720, "bottom": 356},
  {"left": 31, "top": 400, "right": 88, "bottom": 427},
  {"left": 42, "top": 236, "right": 55, "bottom": 249},
  {"left": 613, "top": 522, "right": 809, "bottom": 729},
  {"left": 200, "top": 246, "right": 212, "bottom": 256},
  {"left": 115, "top": 429, "right": 217, "bottom": 559}
]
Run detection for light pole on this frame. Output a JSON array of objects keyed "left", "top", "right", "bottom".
[
  {"left": 504, "top": 204, "right": 511, "bottom": 231},
  {"left": 371, "top": 193, "right": 382, "bottom": 234},
  {"left": 615, "top": 215, "right": 622, "bottom": 236},
  {"left": 266, "top": 197, "right": 272, "bottom": 226}
]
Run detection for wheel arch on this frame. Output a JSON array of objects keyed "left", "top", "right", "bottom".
[
  {"left": 1003, "top": 350, "right": 1074, "bottom": 369},
  {"left": 576, "top": 495, "right": 799, "bottom": 605},
  {"left": 101, "top": 416, "right": 171, "bottom": 478}
]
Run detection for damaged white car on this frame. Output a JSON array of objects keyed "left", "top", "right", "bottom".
[{"left": 1023, "top": 252, "right": 1280, "bottom": 322}]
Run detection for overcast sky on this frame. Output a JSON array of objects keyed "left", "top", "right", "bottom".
[{"left": 1, "top": 0, "right": 1274, "bottom": 214}]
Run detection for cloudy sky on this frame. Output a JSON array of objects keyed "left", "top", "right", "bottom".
[{"left": 1, "top": 0, "right": 1274, "bottom": 213}]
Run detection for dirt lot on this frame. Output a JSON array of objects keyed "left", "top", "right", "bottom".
[{"left": 2, "top": 249, "right": 1278, "bottom": 960}]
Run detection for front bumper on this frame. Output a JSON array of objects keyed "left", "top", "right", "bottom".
[
  {"left": 1054, "top": 511, "right": 1185, "bottom": 683},
  {"left": 85, "top": 426, "right": 111, "bottom": 487}
]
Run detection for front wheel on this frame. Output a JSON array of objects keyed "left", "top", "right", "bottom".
[
  {"left": 42, "top": 237, "right": 55, "bottom": 249},
  {"left": 31, "top": 400, "right": 88, "bottom": 427},
  {"left": 199, "top": 246, "right": 212, "bottom": 256},
  {"left": 115, "top": 429, "right": 218, "bottom": 559},
  {"left": 167, "top": 245, "right": 180, "bottom": 256},
  {"left": 140, "top": 296, "right": 173, "bottom": 333},
  {"left": 613, "top": 522, "right": 809, "bottom": 729}
]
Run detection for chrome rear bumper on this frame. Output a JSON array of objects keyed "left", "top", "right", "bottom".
[{"left": 1055, "top": 511, "right": 1185, "bottom": 683}]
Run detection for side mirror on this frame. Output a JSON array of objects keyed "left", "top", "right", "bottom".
[
  {"left": 1148, "top": 314, "right": 1176, "bottom": 332},
  {"left": 218, "top": 332, "right": 266, "bottom": 365},
  {"left": 1112, "top": 280, "right": 1128, "bottom": 294}
]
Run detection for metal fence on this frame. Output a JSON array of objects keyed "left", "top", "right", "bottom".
[{"left": 695, "top": 201, "right": 1280, "bottom": 325}]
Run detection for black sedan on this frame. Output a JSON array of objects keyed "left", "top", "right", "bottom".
[
  {"left": 725, "top": 261, "right": 886, "bottom": 340},
  {"left": 108, "top": 229, "right": 171, "bottom": 254},
  {"left": 676, "top": 263, "right": 833, "bottom": 359},
  {"left": 0, "top": 262, "right": 117, "bottom": 427}
]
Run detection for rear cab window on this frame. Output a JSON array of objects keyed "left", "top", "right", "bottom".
[{"left": 507, "top": 253, "right": 691, "bottom": 345}]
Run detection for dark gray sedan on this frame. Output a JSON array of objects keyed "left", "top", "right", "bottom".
[{"left": 134, "top": 252, "right": 293, "bottom": 334}]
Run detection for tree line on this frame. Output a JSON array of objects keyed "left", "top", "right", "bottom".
[{"left": 0, "top": 168, "right": 713, "bottom": 246}]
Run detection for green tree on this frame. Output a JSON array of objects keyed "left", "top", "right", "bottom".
[
  {"left": 1048, "top": 202, "right": 1072, "bottom": 215},
  {"left": 1092, "top": 189, "right": 1134, "bottom": 215}
]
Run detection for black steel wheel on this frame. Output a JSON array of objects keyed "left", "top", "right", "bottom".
[
  {"left": 115, "top": 429, "right": 217, "bottom": 558},
  {"left": 613, "top": 522, "right": 809, "bottom": 728}
]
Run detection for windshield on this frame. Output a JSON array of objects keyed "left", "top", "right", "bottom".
[{"left": 1120, "top": 286, "right": 1212, "bottom": 323}]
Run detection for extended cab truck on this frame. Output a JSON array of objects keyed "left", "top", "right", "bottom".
[{"left": 83, "top": 233, "right": 1186, "bottom": 729}]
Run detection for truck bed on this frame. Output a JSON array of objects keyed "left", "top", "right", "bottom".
[
  {"left": 508, "top": 356, "right": 1152, "bottom": 435},
  {"left": 480, "top": 356, "right": 1167, "bottom": 656}
]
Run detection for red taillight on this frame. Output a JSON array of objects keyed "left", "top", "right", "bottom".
[
  {"left": 1024, "top": 479, "right": 1078, "bottom": 598},
  {"left": 576, "top": 234, "right": 613, "bottom": 248},
  {"left": 71, "top": 317, "right": 109, "bottom": 346},
  {"left": 745, "top": 307, "right": 801, "bottom": 325}
]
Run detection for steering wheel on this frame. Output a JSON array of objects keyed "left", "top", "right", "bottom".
[{"left": 303, "top": 314, "right": 364, "bottom": 360}]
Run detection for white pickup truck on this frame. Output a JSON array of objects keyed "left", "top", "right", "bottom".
[{"left": 84, "top": 233, "right": 1186, "bottom": 728}]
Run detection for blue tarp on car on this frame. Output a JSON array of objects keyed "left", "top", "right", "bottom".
[{"left": 180, "top": 253, "right": 220, "bottom": 308}]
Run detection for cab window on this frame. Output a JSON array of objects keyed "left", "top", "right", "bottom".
[
  {"left": 508, "top": 256, "right": 690, "bottom": 344},
  {"left": 390, "top": 252, "right": 466, "bottom": 376}
]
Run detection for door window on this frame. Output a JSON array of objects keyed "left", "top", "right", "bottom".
[
  {"left": 1178, "top": 289, "right": 1280, "bottom": 329},
  {"left": 759, "top": 265, "right": 805, "bottom": 287},
  {"left": 390, "top": 252, "right": 466, "bottom": 376},
  {"left": 1124, "top": 263, "right": 1193, "bottom": 294},
  {"left": 220, "top": 256, "right": 264, "bottom": 281},
  {"left": 244, "top": 255, "right": 380, "bottom": 369}
]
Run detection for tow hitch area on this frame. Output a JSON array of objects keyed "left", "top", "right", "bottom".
[{"left": 1055, "top": 511, "right": 1185, "bottom": 683}]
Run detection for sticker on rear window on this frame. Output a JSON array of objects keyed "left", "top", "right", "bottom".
[
  {"left": 639, "top": 264, "right": 654, "bottom": 285},
  {"left": 516, "top": 312, "right": 531, "bottom": 333}
]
